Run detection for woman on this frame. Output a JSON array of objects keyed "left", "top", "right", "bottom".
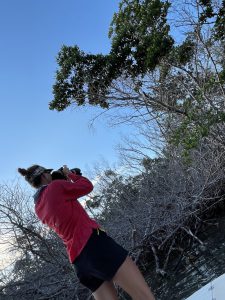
[{"left": 18, "top": 164, "right": 155, "bottom": 300}]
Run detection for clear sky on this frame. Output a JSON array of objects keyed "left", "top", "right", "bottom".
[
  {"left": 187, "top": 273, "right": 225, "bottom": 300},
  {"left": 0, "top": 0, "right": 135, "bottom": 183}
]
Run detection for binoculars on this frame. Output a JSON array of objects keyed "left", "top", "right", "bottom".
[{"left": 51, "top": 167, "right": 82, "bottom": 180}]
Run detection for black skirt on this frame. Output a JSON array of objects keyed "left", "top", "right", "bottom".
[{"left": 72, "top": 228, "right": 128, "bottom": 292}]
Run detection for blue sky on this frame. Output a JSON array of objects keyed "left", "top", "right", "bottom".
[
  {"left": 187, "top": 274, "right": 225, "bottom": 300},
  {"left": 0, "top": 0, "right": 137, "bottom": 183}
]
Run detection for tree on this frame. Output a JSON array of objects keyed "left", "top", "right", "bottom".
[
  {"left": 85, "top": 126, "right": 225, "bottom": 282},
  {"left": 0, "top": 182, "right": 91, "bottom": 299},
  {"left": 49, "top": 0, "right": 174, "bottom": 111},
  {"left": 49, "top": 0, "right": 225, "bottom": 152}
]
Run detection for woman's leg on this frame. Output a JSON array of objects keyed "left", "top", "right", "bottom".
[
  {"left": 92, "top": 281, "right": 118, "bottom": 300},
  {"left": 113, "top": 256, "right": 155, "bottom": 300}
]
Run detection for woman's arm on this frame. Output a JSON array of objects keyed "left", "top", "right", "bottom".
[{"left": 58, "top": 165, "right": 93, "bottom": 198}]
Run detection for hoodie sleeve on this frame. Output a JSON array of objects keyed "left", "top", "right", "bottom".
[{"left": 58, "top": 174, "right": 94, "bottom": 199}]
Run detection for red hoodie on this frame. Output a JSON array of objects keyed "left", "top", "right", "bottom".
[{"left": 34, "top": 173, "right": 100, "bottom": 263}]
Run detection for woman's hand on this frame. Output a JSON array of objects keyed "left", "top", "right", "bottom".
[{"left": 62, "top": 165, "right": 70, "bottom": 177}]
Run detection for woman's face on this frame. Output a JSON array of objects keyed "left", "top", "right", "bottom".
[{"left": 42, "top": 172, "right": 52, "bottom": 184}]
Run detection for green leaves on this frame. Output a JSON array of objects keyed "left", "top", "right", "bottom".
[
  {"left": 198, "top": 0, "right": 225, "bottom": 41},
  {"left": 173, "top": 37, "right": 196, "bottom": 66},
  {"left": 109, "top": 0, "right": 174, "bottom": 76},
  {"left": 214, "top": 1, "right": 225, "bottom": 41},
  {"left": 170, "top": 107, "right": 225, "bottom": 155},
  {"left": 199, "top": 0, "right": 215, "bottom": 23},
  {"left": 49, "top": 0, "right": 225, "bottom": 157},
  {"left": 50, "top": 0, "right": 174, "bottom": 111},
  {"left": 50, "top": 45, "right": 112, "bottom": 110}
]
